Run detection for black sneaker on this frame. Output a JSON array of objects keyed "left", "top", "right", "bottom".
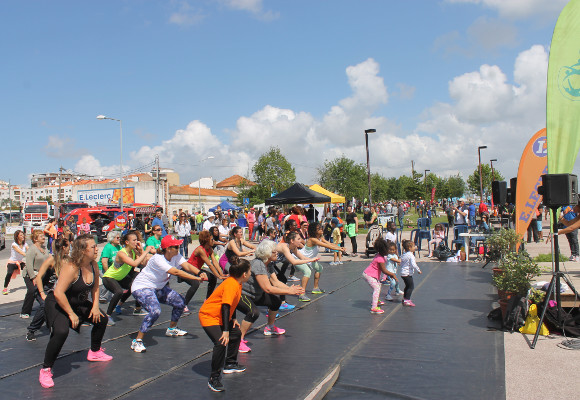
[
  {"left": 208, "top": 377, "right": 225, "bottom": 392},
  {"left": 26, "top": 331, "right": 36, "bottom": 341},
  {"left": 223, "top": 363, "right": 246, "bottom": 374}
]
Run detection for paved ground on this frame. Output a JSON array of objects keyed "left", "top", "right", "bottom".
[{"left": 1, "top": 224, "right": 579, "bottom": 399}]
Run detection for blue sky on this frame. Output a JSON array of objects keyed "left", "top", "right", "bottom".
[{"left": 0, "top": 0, "right": 571, "bottom": 187}]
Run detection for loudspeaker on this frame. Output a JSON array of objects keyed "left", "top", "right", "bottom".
[
  {"left": 508, "top": 178, "right": 517, "bottom": 204},
  {"left": 537, "top": 174, "right": 578, "bottom": 208},
  {"left": 492, "top": 181, "right": 507, "bottom": 204}
]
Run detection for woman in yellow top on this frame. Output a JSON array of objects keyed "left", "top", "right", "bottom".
[
  {"left": 198, "top": 259, "right": 251, "bottom": 392},
  {"left": 102, "top": 230, "right": 154, "bottom": 325}
]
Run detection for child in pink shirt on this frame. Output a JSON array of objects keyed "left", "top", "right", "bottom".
[{"left": 362, "top": 238, "right": 397, "bottom": 314}]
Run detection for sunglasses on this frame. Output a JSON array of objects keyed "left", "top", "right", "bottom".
[
  {"left": 153, "top": 229, "right": 162, "bottom": 232},
  {"left": 168, "top": 245, "right": 179, "bottom": 250}
]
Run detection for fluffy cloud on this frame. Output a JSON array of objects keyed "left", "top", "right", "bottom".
[
  {"left": 80, "top": 47, "right": 549, "bottom": 187},
  {"left": 169, "top": 1, "right": 205, "bottom": 26},
  {"left": 446, "top": 0, "right": 568, "bottom": 19},
  {"left": 44, "top": 135, "right": 87, "bottom": 159},
  {"left": 74, "top": 155, "right": 125, "bottom": 178},
  {"left": 218, "top": 0, "right": 279, "bottom": 20}
]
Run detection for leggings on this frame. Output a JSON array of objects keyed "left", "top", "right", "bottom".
[
  {"left": 102, "top": 271, "right": 139, "bottom": 315},
  {"left": 132, "top": 285, "right": 185, "bottom": 333},
  {"left": 248, "top": 224, "right": 254, "bottom": 241},
  {"left": 236, "top": 293, "right": 282, "bottom": 323},
  {"left": 178, "top": 276, "right": 201, "bottom": 306},
  {"left": 22, "top": 275, "right": 41, "bottom": 315},
  {"left": 271, "top": 262, "right": 288, "bottom": 302},
  {"left": 205, "top": 272, "right": 218, "bottom": 299},
  {"left": 294, "top": 261, "right": 322, "bottom": 279},
  {"left": 362, "top": 273, "right": 381, "bottom": 309},
  {"left": 3, "top": 263, "right": 21, "bottom": 288},
  {"left": 349, "top": 235, "right": 358, "bottom": 253},
  {"left": 401, "top": 276, "right": 415, "bottom": 301},
  {"left": 43, "top": 295, "right": 108, "bottom": 368},
  {"left": 202, "top": 324, "right": 241, "bottom": 379}
]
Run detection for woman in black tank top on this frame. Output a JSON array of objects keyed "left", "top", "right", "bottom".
[{"left": 39, "top": 234, "right": 113, "bottom": 389}]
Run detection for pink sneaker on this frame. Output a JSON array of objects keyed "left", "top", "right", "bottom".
[
  {"left": 39, "top": 367, "right": 54, "bottom": 388},
  {"left": 377, "top": 300, "right": 385, "bottom": 306},
  {"left": 87, "top": 348, "right": 113, "bottom": 362},
  {"left": 241, "top": 339, "right": 248, "bottom": 344},
  {"left": 263, "top": 325, "right": 286, "bottom": 336},
  {"left": 370, "top": 307, "right": 385, "bottom": 314},
  {"left": 403, "top": 300, "right": 416, "bottom": 307},
  {"left": 239, "top": 341, "right": 251, "bottom": 353}
]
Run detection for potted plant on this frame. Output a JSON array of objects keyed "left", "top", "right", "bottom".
[
  {"left": 493, "top": 250, "right": 541, "bottom": 318},
  {"left": 485, "top": 228, "right": 523, "bottom": 275}
]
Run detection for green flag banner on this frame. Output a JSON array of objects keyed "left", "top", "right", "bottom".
[{"left": 547, "top": 0, "right": 580, "bottom": 174}]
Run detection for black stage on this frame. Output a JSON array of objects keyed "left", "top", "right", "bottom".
[{"left": 0, "top": 260, "right": 505, "bottom": 399}]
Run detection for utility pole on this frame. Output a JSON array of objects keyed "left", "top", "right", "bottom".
[
  {"left": 155, "top": 155, "right": 160, "bottom": 205},
  {"left": 411, "top": 160, "right": 415, "bottom": 176},
  {"left": 8, "top": 180, "right": 11, "bottom": 223}
]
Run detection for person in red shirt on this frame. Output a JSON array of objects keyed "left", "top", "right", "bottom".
[{"left": 198, "top": 259, "right": 251, "bottom": 392}]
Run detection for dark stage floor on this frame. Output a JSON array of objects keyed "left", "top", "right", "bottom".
[{"left": 0, "top": 259, "right": 504, "bottom": 400}]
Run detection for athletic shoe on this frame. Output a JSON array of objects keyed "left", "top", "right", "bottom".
[
  {"left": 107, "top": 315, "right": 116, "bottom": 326},
  {"left": 397, "top": 290, "right": 404, "bottom": 295},
  {"left": 298, "top": 294, "right": 311, "bottom": 302},
  {"left": 20, "top": 314, "right": 30, "bottom": 319},
  {"left": 182, "top": 306, "right": 191, "bottom": 315},
  {"left": 208, "top": 377, "right": 225, "bottom": 392},
  {"left": 264, "top": 325, "right": 286, "bottom": 336},
  {"left": 370, "top": 307, "right": 385, "bottom": 314},
  {"left": 115, "top": 305, "right": 122, "bottom": 315},
  {"left": 329, "top": 262, "right": 337, "bottom": 266},
  {"left": 311, "top": 288, "right": 325, "bottom": 294},
  {"left": 377, "top": 300, "right": 385, "bottom": 306},
  {"left": 133, "top": 308, "right": 147, "bottom": 316},
  {"left": 239, "top": 341, "right": 251, "bottom": 353},
  {"left": 279, "top": 303, "right": 295, "bottom": 311},
  {"left": 131, "top": 339, "right": 147, "bottom": 353},
  {"left": 39, "top": 367, "right": 54, "bottom": 388},
  {"left": 87, "top": 348, "right": 113, "bottom": 362},
  {"left": 403, "top": 300, "right": 416, "bottom": 307},
  {"left": 338, "top": 261, "right": 343, "bottom": 265},
  {"left": 26, "top": 331, "right": 36, "bottom": 341},
  {"left": 385, "top": 295, "right": 394, "bottom": 301},
  {"left": 287, "top": 276, "right": 300, "bottom": 282},
  {"left": 223, "top": 363, "right": 247, "bottom": 374},
  {"left": 2, "top": 288, "right": 8, "bottom": 295},
  {"left": 265, "top": 312, "right": 280, "bottom": 318},
  {"left": 166, "top": 327, "right": 187, "bottom": 337}
]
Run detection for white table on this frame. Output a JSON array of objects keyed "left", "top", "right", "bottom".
[{"left": 458, "top": 232, "right": 491, "bottom": 261}]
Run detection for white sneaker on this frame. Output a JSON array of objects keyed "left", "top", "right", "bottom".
[
  {"left": 338, "top": 261, "right": 343, "bottom": 265},
  {"left": 385, "top": 294, "right": 394, "bottom": 301},
  {"left": 397, "top": 290, "right": 404, "bottom": 295},
  {"left": 131, "top": 339, "right": 146, "bottom": 353},
  {"left": 166, "top": 327, "right": 187, "bottom": 337},
  {"left": 329, "top": 262, "right": 337, "bottom": 266}
]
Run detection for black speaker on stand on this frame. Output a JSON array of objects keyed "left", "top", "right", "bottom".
[
  {"left": 531, "top": 173, "right": 580, "bottom": 349},
  {"left": 492, "top": 181, "right": 507, "bottom": 204}
]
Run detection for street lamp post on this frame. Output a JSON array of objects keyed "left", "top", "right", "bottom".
[
  {"left": 364, "top": 129, "right": 376, "bottom": 206},
  {"left": 478, "top": 145, "right": 488, "bottom": 205},
  {"left": 198, "top": 156, "right": 215, "bottom": 211},
  {"left": 490, "top": 159, "right": 497, "bottom": 182},
  {"left": 97, "top": 115, "right": 124, "bottom": 212},
  {"left": 424, "top": 169, "right": 430, "bottom": 203}
]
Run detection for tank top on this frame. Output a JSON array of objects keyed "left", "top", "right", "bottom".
[
  {"left": 66, "top": 264, "right": 96, "bottom": 308},
  {"left": 188, "top": 245, "right": 212, "bottom": 268},
  {"left": 299, "top": 244, "right": 319, "bottom": 261},
  {"left": 103, "top": 247, "right": 135, "bottom": 281},
  {"left": 225, "top": 240, "right": 243, "bottom": 263}
]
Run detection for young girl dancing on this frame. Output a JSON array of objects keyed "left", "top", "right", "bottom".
[
  {"left": 362, "top": 238, "right": 398, "bottom": 314},
  {"left": 400, "top": 240, "right": 422, "bottom": 307},
  {"left": 383, "top": 241, "right": 402, "bottom": 301}
]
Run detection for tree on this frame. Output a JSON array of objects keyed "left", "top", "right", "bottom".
[
  {"left": 370, "top": 173, "right": 390, "bottom": 203},
  {"left": 317, "top": 156, "right": 367, "bottom": 202},
  {"left": 404, "top": 172, "right": 425, "bottom": 201},
  {"left": 38, "top": 196, "right": 54, "bottom": 205},
  {"left": 446, "top": 174, "right": 466, "bottom": 198},
  {"left": 250, "top": 147, "right": 296, "bottom": 202},
  {"left": 466, "top": 164, "right": 505, "bottom": 200}
]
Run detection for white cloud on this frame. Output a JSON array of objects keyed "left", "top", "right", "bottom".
[
  {"left": 218, "top": 0, "right": 279, "bottom": 20},
  {"left": 446, "top": 0, "right": 568, "bottom": 20},
  {"left": 169, "top": 1, "right": 205, "bottom": 26},
  {"left": 74, "top": 155, "right": 125, "bottom": 178},
  {"left": 79, "top": 47, "right": 549, "bottom": 188},
  {"left": 44, "top": 135, "right": 87, "bottom": 159}
]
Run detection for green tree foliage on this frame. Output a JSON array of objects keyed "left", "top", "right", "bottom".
[
  {"left": 370, "top": 173, "right": 391, "bottom": 203},
  {"left": 317, "top": 156, "right": 367, "bottom": 201},
  {"left": 246, "top": 147, "right": 296, "bottom": 202},
  {"left": 466, "top": 164, "right": 505, "bottom": 199},
  {"left": 446, "top": 174, "right": 467, "bottom": 198},
  {"left": 404, "top": 172, "right": 425, "bottom": 201}
]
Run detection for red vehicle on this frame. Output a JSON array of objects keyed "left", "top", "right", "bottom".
[{"left": 63, "top": 204, "right": 158, "bottom": 241}]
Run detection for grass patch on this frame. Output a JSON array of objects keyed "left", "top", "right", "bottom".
[{"left": 534, "top": 253, "right": 569, "bottom": 262}]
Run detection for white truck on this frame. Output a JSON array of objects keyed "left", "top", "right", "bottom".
[{"left": 23, "top": 201, "right": 53, "bottom": 235}]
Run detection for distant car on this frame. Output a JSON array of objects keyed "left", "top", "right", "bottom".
[{"left": 0, "top": 230, "right": 5, "bottom": 251}]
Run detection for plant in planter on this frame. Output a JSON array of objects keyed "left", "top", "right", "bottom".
[
  {"left": 493, "top": 250, "right": 541, "bottom": 297},
  {"left": 486, "top": 228, "right": 523, "bottom": 269},
  {"left": 528, "top": 288, "right": 546, "bottom": 304}
]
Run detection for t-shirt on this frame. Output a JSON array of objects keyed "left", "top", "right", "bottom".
[
  {"left": 98, "top": 243, "right": 122, "bottom": 272},
  {"left": 198, "top": 277, "right": 242, "bottom": 327},
  {"left": 345, "top": 212, "right": 357, "bottom": 225},
  {"left": 103, "top": 247, "right": 135, "bottom": 280},
  {"left": 332, "top": 227, "right": 341, "bottom": 244},
  {"left": 384, "top": 231, "right": 396, "bottom": 244},
  {"left": 196, "top": 213, "right": 203, "bottom": 224},
  {"left": 386, "top": 254, "right": 398, "bottom": 274},
  {"left": 131, "top": 253, "right": 186, "bottom": 291},
  {"left": 468, "top": 204, "right": 476, "bottom": 217},
  {"left": 363, "top": 254, "right": 385, "bottom": 280},
  {"left": 242, "top": 258, "right": 269, "bottom": 299},
  {"left": 203, "top": 220, "right": 215, "bottom": 231},
  {"left": 152, "top": 217, "right": 167, "bottom": 237},
  {"left": 146, "top": 235, "right": 161, "bottom": 250},
  {"left": 9, "top": 242, "right": 28, "bottom": 263}
]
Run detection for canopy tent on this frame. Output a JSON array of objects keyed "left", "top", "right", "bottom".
[
  {"left": 265, "top": 183, "right": 331, "bottom": 205},
  {"left": 209, "top": 200, "right": 241, "bottom": 212},
  {"left": 309, "top": 184, "right": 345, "bottom": 203}
]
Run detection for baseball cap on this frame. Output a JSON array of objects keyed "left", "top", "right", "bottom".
[{"left": 161, "top": 236, "right": 183, "bottom": 249}]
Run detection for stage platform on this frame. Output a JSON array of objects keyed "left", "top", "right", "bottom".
[{"left": 0, "top": 259, "right": 505, "bottom": 399}]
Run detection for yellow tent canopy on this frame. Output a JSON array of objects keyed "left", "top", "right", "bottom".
[{"left": 309, "top": 184, "right": 346, "bottom": 203}]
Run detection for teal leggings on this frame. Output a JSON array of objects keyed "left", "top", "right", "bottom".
[{"left": 294, "top": 261, "right": 323, "bottom": 278}]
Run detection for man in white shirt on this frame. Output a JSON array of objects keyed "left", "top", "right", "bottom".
[
  {"left": 453, "top": 199, "right": 468, "bottom": 226},
  {"left": 203, "top": 212, "right": 216, "bottom": 231}
]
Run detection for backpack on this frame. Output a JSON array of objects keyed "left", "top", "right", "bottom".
[{"left": 433, "top": 242, "right": 453, "bottom": 260}]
